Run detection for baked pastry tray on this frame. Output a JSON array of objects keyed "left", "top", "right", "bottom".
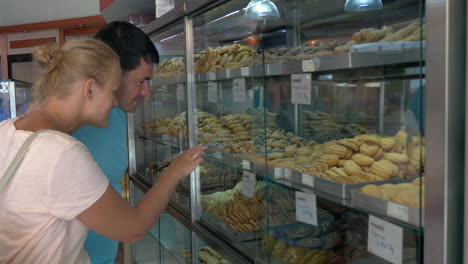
[
  {"left": 352, "top": 190, "right": 423, "bottom": 228},
  {"left": 241, "top": 158, "right": 412, "bottom": 199},
  {"left": 201, "top": 213, "right": 261, "bottom": 242}
]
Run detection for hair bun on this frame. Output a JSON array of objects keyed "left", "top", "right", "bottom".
[{"left": 33, "top": 42, "right": 63, "bottom": 70}]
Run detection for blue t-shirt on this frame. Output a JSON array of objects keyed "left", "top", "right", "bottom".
[{"left": 72, "top": 107, "right": 128, "bottom": 264}]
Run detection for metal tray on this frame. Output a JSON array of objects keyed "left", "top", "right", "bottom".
[
  {"left": 352, "top": 190, "right": 423, "bottom": 228},
  {"left": 202, "top": 213, "right": 261, "bottom": 242}
]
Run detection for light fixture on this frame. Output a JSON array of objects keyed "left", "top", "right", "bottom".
[
  {"left": 245, "top": 0, "right": 280, "bottom": 20},
  {"left": 344, "top": 0, "right": 383, "bottom": 12}
]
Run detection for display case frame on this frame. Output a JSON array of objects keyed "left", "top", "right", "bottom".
[{"left": 128, "top": 0, "right": 467, "bottom": 263}]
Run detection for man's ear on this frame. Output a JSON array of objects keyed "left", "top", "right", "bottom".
[{"left": 83, "top": 79, "right": 97, "bottom": 101}]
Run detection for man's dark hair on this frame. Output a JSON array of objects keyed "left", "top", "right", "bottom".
[{"left": 95, "top": 21, "right": 159, "bottom": 73}]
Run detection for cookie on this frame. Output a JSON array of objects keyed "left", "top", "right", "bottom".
[
  {"left": 344, "top": 160, "right": 362, "bottom": 175},
  {"left": 337, "top": 139, "right": 359, "bottom": 152},
  {"left": 384, "top": 152, "right": 409, "bottom": 164},
  {"left": 317, "top": 154, "right": 340, "bottom": 167},
  {"left": 359, "top": 143, "right": 380, "bottom": 156},
  {"left": 371, "top": 159, "right": 399, "bottom": 180},
  {"left": 324, "top": 144, "right": 348, "bottom": 158},
  {"left": 352, "top": 153, "right": 375, "bottom": 166}
]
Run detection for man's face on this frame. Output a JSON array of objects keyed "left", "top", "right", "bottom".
[{"left": 117, "top": 58, "right": 153, "bottom": 113}]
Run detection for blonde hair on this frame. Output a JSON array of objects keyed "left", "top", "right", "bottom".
[{"left": 32, "top": 38, "right": 120, "bottom": 102}]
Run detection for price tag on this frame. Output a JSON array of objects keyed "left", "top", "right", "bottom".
[
  {"left": 208, "top": 81, "right": 217, "bottom": 103},
  {"left": 291, "top": 74, "right": 311, "bottom": 105},
  {"left": 241, "top": 67, "right": 250, "bottom": 76},
  {"left": 302, "top": 59, "right": 319, "bottom": 72},
  {"left": 214, "top": 151, "right": 222, "bottom": 160},
  {"left": 176, "top": 84, "right": 184, "bottom": 102},
  {"left": 241, "top": 171, "right": 256, "bottom": 198},
  {"left": 295, "top": 192, "right": 318, "bottom": 226},
  {"left": 368, "top": 215, "right": 403, "bottom": 264},
  {"left": 302, "top": 174, "right": 314, "bottom": 187},
  {"left": 387, "top": 202, "right": 409, "bottom": 222},
  {"left": 208, "top": 72, "right": 216, "bottom": 80},
  {"left": 284, "top": 169, "right": 292, "bottom": 179},
  {"left": 232, "top": 79, "right": 246, "bottom": 102},
  {"left": 242, "top": 160, "right": 251, "bottom": 170}
]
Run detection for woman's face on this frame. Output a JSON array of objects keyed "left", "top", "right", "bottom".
[{"left": 91, "top": 63, "right": 121, "bottom": 127}]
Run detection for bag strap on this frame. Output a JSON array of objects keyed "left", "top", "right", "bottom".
[{"left": 0, "top": 129, "right": 50, "bottom": 191}]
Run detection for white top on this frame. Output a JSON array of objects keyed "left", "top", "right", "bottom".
[{"left": 0, "top": 118, "right": 109, "bottom": 264}]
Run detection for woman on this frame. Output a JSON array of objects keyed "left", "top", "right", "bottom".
[{"left": 0, "top": 39, "right": 206, "bottom": 264}]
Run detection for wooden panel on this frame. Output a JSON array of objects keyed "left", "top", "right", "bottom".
[
  {"left": 59, "top": 29, "right": 65, "bottom": 45},
  {"left": 100, "top": 0, "right": 115, "bottom": 11},
  {"left": 0, "top": 15, "right": 106, "bottom": 34},
  {"left": 63, "top": 25, "right": 104, "bottom": 37},
  {"left": 10, "top": 37, "right": 56, "bottom": 49},
  {"left": 0, "top": 34, "right": 8, "bottom": 78}
]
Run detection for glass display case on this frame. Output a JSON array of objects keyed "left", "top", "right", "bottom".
[
  {"left": 129, "top": 0, "right": 465, "bottom": 263},
  {"left": 0, "top": 79, "right": 32, "bottom": 121}
]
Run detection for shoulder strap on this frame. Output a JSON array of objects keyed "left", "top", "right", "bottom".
[{"left": 0, "top": 129, "right": 50, "bottom": 192}]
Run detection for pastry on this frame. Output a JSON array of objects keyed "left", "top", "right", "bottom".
[{"left": 352, "top": 153, "right": 375, "bottom": 166}]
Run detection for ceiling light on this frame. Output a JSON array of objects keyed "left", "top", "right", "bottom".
[
  {"left": 344, "top": 0, "right": 383, "bottom": 12},
  {"left": 245, "top": 0, "right": 280, "bottom": 20}
]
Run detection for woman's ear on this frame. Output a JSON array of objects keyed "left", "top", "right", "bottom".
[{"left": 83, "top": 79, "right": 97, "bottom": 101}]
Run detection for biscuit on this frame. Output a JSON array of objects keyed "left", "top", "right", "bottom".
[
  {"left": 360, "top": 184, "right": 380, "bottom": 197},
  {"left": 372, "top": 148, "right": 384, "bottom": 159},
  {"left": 395, "top": 130, "right": 409, "bottom": 145},
  {"left": 296, "top": 147, "right": 313, "bottom": 156},
  {"left": 283, "top": 145, "right": 297, "bottom": 157},
  {"left": 345, "top": 148, "right": 354, "bottom": 159},
  {"left": 360, "top": 143, "right": 380, "bottom": 156},
  {"left": 267, "top": 152, "right": 284, "bottom": 160},
  {"left": 371, "top": 160, "right": 399, "bottom": 179},
  {"left": 324, "top": 144, "right": 348, "bottom": 158},
  {"left": 352, "top": 153, "right": 375, "bottom": 166},
  {"left": 337, "top": 139, "right": 359, "bottom": 152},
  {"left": 384, "top": 153, "right": 409, "bottom": 164},
  {"left": 317, "top": 154, "right": 340, "bottom": 167},
  {"left": 344, "top": 160, "right": 362, "bottom": 175},
  {"left": 380, "top": 137, "right": 397, "bottom": 150},
  {"left": 337, "top": 159, "right": 347, "bottom": 167},
  {"left": 310, "top": 150, "right": 324, "bottom": 160}
]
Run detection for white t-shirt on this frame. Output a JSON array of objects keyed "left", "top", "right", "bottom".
[{"left": 0, "top": 118, "right": 109, "bottom": 264}]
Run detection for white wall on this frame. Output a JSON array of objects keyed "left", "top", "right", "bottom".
[{"left": 0, "top": 0, "right": 100, "bottom": 27}]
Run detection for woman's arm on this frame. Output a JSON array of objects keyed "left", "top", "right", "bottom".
[{"left": 77, "top": 144, "right": 206, "bottom": 242}]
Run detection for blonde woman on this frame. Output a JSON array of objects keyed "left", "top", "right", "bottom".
[{"left": 0, "top": 38, "right": 206, "bottom": 264}]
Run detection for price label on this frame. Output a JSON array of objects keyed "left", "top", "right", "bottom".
[
  {"left": 284, "top": 169, "right": 292, "bottom": 179},
  {"left": 232, "top": 79, "right": 246, "bottom": 102},
  {"left": 208, "top": 72, "right": 216, "bottom": 80},
  {"left": 241, "top": 67, "right": 250, "bottom": 76},
  {"left": 242, "top": 160, "right": 251, "bottom": 170},
  {"left": 295, "top": 192, "right": 318, "bottom": 226},
  {"left": 208, "top": 81, "right": 218, "bottom": 103},
  {"left": 241, "top": 171, "right": 256, "bottom": 198},
  {"left": 291, "top": 74, "right": 311, "bottom": 105},
  {"left": 214, "top": 151, "right": 222, "bottom": 160},
  {"left": 176, "top": 84, "right": 184, "bottom": 102},
  {"left": 368, "top": 215, "right": 403, "bottom": 264},
  {"left": 302, "top": 174, "right": 314, "bottom": 187},
  {"left": 302, "top": 59, "right": 317, "bottom": 72},
  {"left": 387, "top": 202, "right": 409, "bottom": 222}
]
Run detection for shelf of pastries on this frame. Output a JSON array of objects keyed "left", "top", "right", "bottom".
[
  {"left": 352, "top": 177, "right": 424, "bottom": 228},
  {"left": 243, "top": 129, "right": 425, "bottom": 199},
  {"left": 154, "top": 21, "right": 425, "bottom": 83}
]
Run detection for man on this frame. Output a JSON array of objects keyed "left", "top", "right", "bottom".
[{"left": 72, "top": 21, "right": 159, "bottom": 264}]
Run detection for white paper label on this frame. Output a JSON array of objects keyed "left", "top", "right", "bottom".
[
  {"left": 302, "top": 59, "right": 318, "bottom": 72},
  {"left": 274, "top": 168, "right": 283, "bottom": 178},
  {"left": 291, "top": 74, "right": 311, "bottom": 105},
  {"left": 284, "top": 169, "right": 292, "bottom": 179},
  {"left": 214, "top": 151, "right": 222, "bottom": 160},
  {"left": 176, "top": 84, "right": 184, "bottom": 102},
  {"left": 241, "top": 171, "right": 256, "bottom": 198},
  {"left": 295, "top": 192, "right": 318, "bottom": 226},
  {"left": 208, "top": 81, "right": 217, "bottom": 103},
  {"left": 208, "top": 72, "right": 216, "bottom": 80},
  {"left": 387, "top": 202, "right": 409, "bottom": 222},
  {"left": 368, "top": 215, "right": 403, "bottom": 264},
  {"left": 162, "top": 134, "right": 171, "bottom": 142},
  {"left": 232, "top": 79, "right": 246, "bottom": 102},
  {"left": 302, "top": 174, "right": 314, "bottom": 187},
  {"left": 241, "top": 67, "right": 250, "bottom": 76},
  {"left": 242, "top": 160, "right": 251, "bottom": 170}
]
